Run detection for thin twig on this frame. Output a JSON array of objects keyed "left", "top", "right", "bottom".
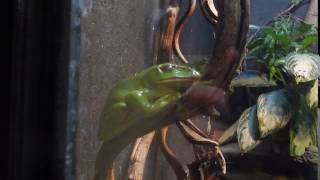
[
  {"left": 159, "top": 126, "right": 189, "bottom": 180},
  {"left": 157, "top": 0, "right": 181, "bottom": 63},
  {"left": 184, "top": 119, "right": 209, "bottom": 138},
  {"left": 173, "top": 0, "right": 197, "bottom": 63},
  {"left": 200, "top": 0, "right": 219, "bottom": 25},
  {"left": 106, "top": 162, "right": 116, "bottom": 180},
  {"left": 177, "top": 121, "right": 219, "bottom": 146},
  {"left": 278, "top": 0, "right": 311, "bottom": 17}
]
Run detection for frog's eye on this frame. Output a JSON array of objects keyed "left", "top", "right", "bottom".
[{"left": 158, "top": 64, "right": 178, "bottom": 73}]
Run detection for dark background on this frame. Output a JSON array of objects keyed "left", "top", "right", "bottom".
[{"left": 2, "top": 0, "right": 72, "bottom": 180}]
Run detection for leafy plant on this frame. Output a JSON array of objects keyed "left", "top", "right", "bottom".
[
  {"left": 247, "top": 15, "right": 318, "bottom": 85},
  {"left": 291, "top": 0, "right": 302, "bottom": 5},
  {"left": 224, "top": 53, "right": 320, "bottom": 163}
]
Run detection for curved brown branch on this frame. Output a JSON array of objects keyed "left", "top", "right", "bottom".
[
  {"left": 106, "top": 162, "right": 116, "bottom": 180},
  {"left": 163, "top": 0, "right": 250, "bottom": 178},
  {"left": 173, "top": 0, "right": 197, "bottom": 64},
  {"left": 159, "top": 126, "right": 189, "bottom": 180},
  {"left": 177, "top": 121, "right": 219, "bottom": 146},
  {"left": 200, "top": 0, "right": 219, "bottom": 25},
  {"left": 158, "top": 0, "right": 181, "bottom": 63},
  {"left": 215, "top": 147, "right": 226, "bottom": 174},
  {"left": 183, "top": 119, "right": 209, "bottom": 138},
  {"left": 162, "top": 85, "right": 229, "bottom": 179},
  {"left": 176, "top": 0, "right": 249, "bottom": 178},
  {"left": 126, "top": 132, "right": 155, "bottom": 180},
  {"left": 177, "top": 120, "right": 227, "bottom": 175},
  {"left": 201, "top": 0, "right": 250, "bottom": 89}
]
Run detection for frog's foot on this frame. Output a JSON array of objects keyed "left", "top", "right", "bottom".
[{"left": 181, "top": 84, "right": 230, "bottom": 121}]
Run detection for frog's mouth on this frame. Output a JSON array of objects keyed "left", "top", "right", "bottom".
[
  {"left": 156, "top": 77, "right": 200, "bottom": 85},
  {"left": 157, "top": 77, "right": 212, "bottom": 85}
]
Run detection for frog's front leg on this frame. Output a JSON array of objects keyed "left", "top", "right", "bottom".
[{"left": 125, "top": 90, "right": 179, "bottom": 117}]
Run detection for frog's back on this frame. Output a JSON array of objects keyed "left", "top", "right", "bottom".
[{"left": 106, "top": 74, "right": 143, "bottom": 104}]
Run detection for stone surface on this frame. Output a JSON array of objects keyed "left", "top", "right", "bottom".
[
  {"left": 304, "top": 0, "right": 318, "bottom": 27},
  {"left": 77, "top": 0, "right": 152, "bottom": 179}
]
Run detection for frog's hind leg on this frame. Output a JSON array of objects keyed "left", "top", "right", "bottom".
[
  {"left": 150, "top": 94, "right": 179, "bottom": 114},
  {"left": 125, "top": 92, "right": 179, "bottom": 118},
  {"left": 98, "top": 102, "right": 130, "bottom": 141}
]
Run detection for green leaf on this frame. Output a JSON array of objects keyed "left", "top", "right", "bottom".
[
  {"left": 285, "top": 53, "right": 320, "bottom": 83},
  {"left": 300, "top": 35, "right": 318, "bottom": 52},
  {"left": 247, "top": 45, "right": 263, "bottom": 56},
  {"left": 291, "top": 0, "right": 301, "bottom": 6},
  {"left": 276, "top": 34, "right": 290, "bottom": 48},
  {"left": 256, "top": 59, "right": 267, "bottom": 65},
  {"left": 289, "top": 79, "right": 317, "bottom": 157},
  {"left": 218, "top": 121, "right": 238, "bottom": 145},
  {"left": 257, "top": 89, "right": 295, "bottom": 138},
  {"left": 290, "top": 41, "right": 301, "bottom": 49},
  {"left": 294, "top": 146, "right": 318, "bottom": 164},
  {"left": 263, "top": 27, "right": 277, "bottom": 39},
  {"left": 248, "top": 105, "right": 260, "bottom": 140},
  {"left": 237, "top": 107, "right": 261, "bottom": 153},
  {"left": 289, "top": 97, "right": 317, "bottom": 156},
  {"left": 248, "top": 37, "right": 264, "bottom": 46},
  {"left": 247, "top": 16, "right": 319, "bottom": 83},
  {"left": 230, "top": 71, "right": 277, "bottom": 88},
  {"left": 297, "top": 23, "right": 313, "bottom": 34},
  {"left": 273, "top": 58, "right": 285, "bottom": 66}
]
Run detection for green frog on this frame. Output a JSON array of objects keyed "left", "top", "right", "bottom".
[
  {"left": 98, "top": 61, "right": 207, "bottom": 142},
  {"left": 95, "top": 60, "right": 232, "bottom": 180}
]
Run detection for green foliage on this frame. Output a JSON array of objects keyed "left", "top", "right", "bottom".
[
  {"left": 226, "top": 53, "right": 320, "bottom": 160},
  {"left": 230, "top": 70, "right": 277, "bottom": 88},
  {"left": 291, "top": 0, "right": 301, "bottom": 5},
  {"left": 285, "top": 53, "right": 320, "bottom": 84},
  {"left": 247, "top": 15, "right": 318, "bottom": 85},
  {"left": 289, "top": 79, "right": 318, "bottom": 157},
  {"left": 237, "top": 106, "right": 261, "bottom": 153},
  {"left": 256, "top": 89, "right": 294, "bottom": 138},
  {"left": 227, "top": 2, "right": 319, "bottom": 163},
  {"left": 229, "top": 89, "right": 295, "bottom": 153}
]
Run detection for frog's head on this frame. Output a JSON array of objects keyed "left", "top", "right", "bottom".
[{"left": 143, "top": 62, "right": 206, "bottom": 91}]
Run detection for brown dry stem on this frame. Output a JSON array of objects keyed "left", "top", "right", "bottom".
[{"left": 126, "top": 132, "right": 156, "bottom": 180}]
